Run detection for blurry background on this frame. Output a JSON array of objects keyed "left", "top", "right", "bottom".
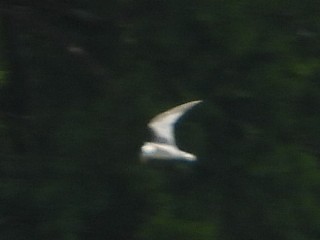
[{"left": 1, "top": 1, "right": 320, "bottom": 239}]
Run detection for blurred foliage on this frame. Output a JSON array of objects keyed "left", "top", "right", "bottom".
[{"left": 1, "top": 0, "right": 320, "bottom": 239}]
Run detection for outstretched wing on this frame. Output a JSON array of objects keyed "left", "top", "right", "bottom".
[{"left": 148, "top": 100, "right": 202, "bottom": 146}]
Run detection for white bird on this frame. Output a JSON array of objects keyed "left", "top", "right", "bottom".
[{"left": 140, "top": 100, "right": 202, "bottom": 162}]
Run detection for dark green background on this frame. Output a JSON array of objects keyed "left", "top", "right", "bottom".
[{"left": 1, "top": 1, "right": 320, "bottom": 239}]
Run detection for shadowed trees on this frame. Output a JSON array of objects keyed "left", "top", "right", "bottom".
[{"left": 1, "top": 1, "right": 320, "bottom": 239}]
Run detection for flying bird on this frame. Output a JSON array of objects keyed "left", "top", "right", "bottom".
[{"left": 140, "top": 100, "right": 202, "bottom": 162}]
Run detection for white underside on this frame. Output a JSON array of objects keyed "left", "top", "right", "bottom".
[{"left": 140, "top": 142, "right": 196, "bottom": 161}]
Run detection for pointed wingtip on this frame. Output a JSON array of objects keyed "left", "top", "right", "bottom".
[
  {"left": 191, "top": 100, "right": 203, "bottom": 104},
  {"left": 189, "top": 100, "right": 203, "bottom": 107},
  {"left": 147, "top": 99, "right": 203, "bottom": 128}
]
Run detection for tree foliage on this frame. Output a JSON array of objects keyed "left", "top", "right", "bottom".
[{"left": 1, "top": 1, "right": 320, "bottom": 239}]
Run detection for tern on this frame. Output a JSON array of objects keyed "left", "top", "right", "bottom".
[{"left": 140, "top": 100, "right": 202, "bottom": 162}]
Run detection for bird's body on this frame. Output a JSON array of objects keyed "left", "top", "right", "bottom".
[
  {"left": 141, "top": 142, "right": 196, "bottom": 161},
  {"left": 140, "top": 100, "right": 202, "bottom": 162}
]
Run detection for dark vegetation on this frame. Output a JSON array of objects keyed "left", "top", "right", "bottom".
[{"left": 1, "top": 1, "right": 320, "bottom": 239}]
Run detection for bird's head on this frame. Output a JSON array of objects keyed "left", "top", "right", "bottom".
[{"left": 140, "top": 143, "right": 156, "bottom": 163}]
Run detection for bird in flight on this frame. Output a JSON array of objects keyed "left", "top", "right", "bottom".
[{"left": 140, "top": 100, "right": 202, "bottom": 162}]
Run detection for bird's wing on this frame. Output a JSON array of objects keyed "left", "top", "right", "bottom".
[{"left": 148, "top": 100, "right": 202, "bottom": 146}]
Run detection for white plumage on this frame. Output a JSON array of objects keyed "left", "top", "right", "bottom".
[{"left": 140, "top": 100, "right": 202, "bottom": 162}]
